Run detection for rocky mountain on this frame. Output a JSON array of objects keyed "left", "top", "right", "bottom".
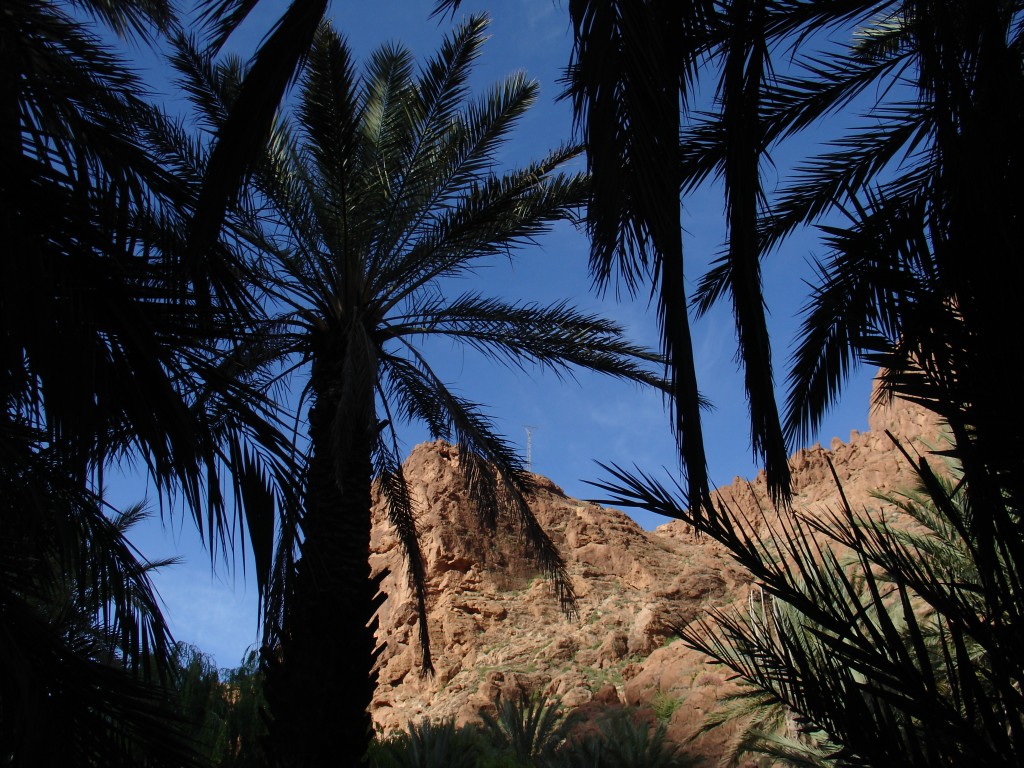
[{"left": 368, "top": 388, "right": 942, "bottom": 761}]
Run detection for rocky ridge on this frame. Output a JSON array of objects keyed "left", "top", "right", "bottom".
[{"left": 368, "top": 390, "right": 942, "bottom": 760}]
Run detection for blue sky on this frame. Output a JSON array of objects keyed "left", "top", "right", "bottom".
[{"left": 111, "top": 0, "right": 877, "bottom": 668}]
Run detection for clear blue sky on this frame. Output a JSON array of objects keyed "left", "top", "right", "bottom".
[{"left": 109, "top": 0, "right": 876, "bottom": 668}]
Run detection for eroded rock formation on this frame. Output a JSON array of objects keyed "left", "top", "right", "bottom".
[{"left": 369, "top": 388, "right": 942, "bottom": 762}]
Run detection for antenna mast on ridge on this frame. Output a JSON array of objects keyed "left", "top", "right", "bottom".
[{"left": 523, "top": 425, "right": 537, "bottom": 472}]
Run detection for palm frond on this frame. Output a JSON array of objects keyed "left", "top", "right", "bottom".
[
  {"left": 296, "top": 23, "right": 362, "bottom": 203},
  {"left": 784, "top": 187, "right": 935, "bottom": 447},
  {"left": 0, "top": 424, "right": 202, "bottom": 765},
  {"left": 716, "top": 0, "right": 791, "bottom": 504},
  {"left": 188, "top": 0, "right": 329, "bottom": 258},
  {"left": 384, "top": 13, "right": 490, "bottom": 223},
  {"left": 593, "top": 446, "right": 1024, "bottom": 764},
  {"left": 480, "top": 693, "right": 572, "bottom": 764},
  {"left": 372, "top": 423, "right": 434, "bottom": 674},
  {"left": 193, "top": 0, "right": 261, "bottom": 52},
  {"left": 568, "top": 0, "right": 718, "bottom": 514},
  {"left": 760, "top": 105, "right": 934, "bottom": 254},
  {"left": 373, "top": 144, "right": 588, "bottom": 312},
  {"left": 73, "top": 0, "right": 175, "bottom": 39},
  {"left": 386, "top": 293, "right": 666, "bottom": 388},
  {"left": 382, "top": 349, "right": 576, "bottom": 615}
]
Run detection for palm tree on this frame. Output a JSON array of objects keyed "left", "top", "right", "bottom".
[
  {"left": 169, "top": 643, "right": 270, "bottom": 768},
  {"left": 754, "top": 2, "right": 1024, "bottom": 631},
  {"left": 432, "top": 0, "right": 1024, "bottom": 762},
  {"left": 2, "top": 1, "right": 302, "bottom": 761},
  {"left": 559, "top": 0, "right": 787, "bottom": 512},
  {"left": 596, "top": 447, "right": 1022, "bottom": 764},
  {"left": 368, "top": 718, "right": 481, "bottom": 768},
  {"left": 700, "top": 686, "right": 837, "bottom": 767},
  {"left": 480, "top": 694, "right": 574, "bottom": 766},
  {"left": 2, "top": 0, "right": 299, "bottom": 581},
  {"left": 168, "top": 15, "right": 667, "bottom": 765},
  {"left": 560, "top": 707, "right": 693, "bottom": 768},
  {"left": 433, "top": 0, "right": 1021, "bottom": 524},
  {"left": 0, "top": 452, "right": 201, "bottom": 766}
]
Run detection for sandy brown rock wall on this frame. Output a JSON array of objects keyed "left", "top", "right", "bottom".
[{"left": 368, "top": 383, "right": 944, "bottom": 763}]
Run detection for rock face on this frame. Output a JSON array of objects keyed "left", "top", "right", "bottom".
[{"left": 369, "top": 387, "right": 942, "bottom": 762}]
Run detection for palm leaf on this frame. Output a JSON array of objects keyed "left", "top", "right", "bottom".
[{"left": 188, "top": 0, "right": 329, "bottom": 258}]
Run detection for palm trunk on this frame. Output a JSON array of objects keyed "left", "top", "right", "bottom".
[{"left": 263, "top": 368, "right": 378, "bottom": 767}]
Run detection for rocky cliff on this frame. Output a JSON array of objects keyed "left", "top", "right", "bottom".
[{"left": 368, "top": 389, "right": 942, "bottom": 761}]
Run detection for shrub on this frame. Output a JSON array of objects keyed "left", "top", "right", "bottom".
[
  {"left": 480, "top": 693, "right": 574, "bottom": 767},
  {"left": 559, "top": 708, "right": 694, "bottom": 768},
  {"left": 649, "top": 692, "right": 680, "bottom": 723},
  {"left": 367, "top": 718, "right": 481, "bottom": 768}
]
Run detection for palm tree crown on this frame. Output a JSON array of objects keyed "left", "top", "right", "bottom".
[{"left": 171, "top": 14, "right": 666, "bottom": 765}]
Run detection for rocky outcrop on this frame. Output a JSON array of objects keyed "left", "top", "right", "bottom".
[{"left": 369, "top": 386, "right": 943, "bottom": 763}]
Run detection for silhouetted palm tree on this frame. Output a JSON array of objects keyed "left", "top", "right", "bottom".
[
  {"left": 596, "top": 447, "right": 1022, "bottom": 764},
  {"left": 167, "top": 15, "right": 666, "bottom": 765},
  {"left": 0, "top": 455, "right": 201, "bottom": 766},
  {"left": 560, "top": 0, "right": 789, "bottom": 512},
  {"left": 2, "top": 2, "right": 301, "bottom": 762},
  {"left": 475, "top": 0, "right": 1017, "bottom": 523},
  {"left": 3, "top": 0, "right": 299, "bottom": 568},
  {"left": 438, "top": 0, "right": 1024, "bottom": 762}
]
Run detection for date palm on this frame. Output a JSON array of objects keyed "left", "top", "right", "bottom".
[
  {"left": 2, "top": 0, "right": 296, "bottom": 585},
  {"left": 428, "top": 0, "right": 1024, "bottom": 763},
  {"left": 170, "top": 15, "right": 665, "bottom": 765},
  {"left": 558, "top": 0, "right": 786, "bottom": 513},
  {"left": 596, "top": 450, "right": 1023, "bottom": 765},
  {"left": 2, "top": 1, "right": 301, "bottom": 762},
  {"left": 0, "top": 436, "right": 202, "bottom": 766},
  {"left": 564, "top": 2, "right": 1024, "bottom": 764},
  {"left": 516, "top": 0, "right": 1024, "bottom": 524}
]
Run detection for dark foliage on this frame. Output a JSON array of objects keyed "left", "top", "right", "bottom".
[
  {"left": 2, "top": 2, "right": 300, "bottom": 763},
  {"left": 555, "top": 0, "right": 1024, "bottom": 763},
  {"left": 158, "top": 14, "right": 666, "bottom": 765}
]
